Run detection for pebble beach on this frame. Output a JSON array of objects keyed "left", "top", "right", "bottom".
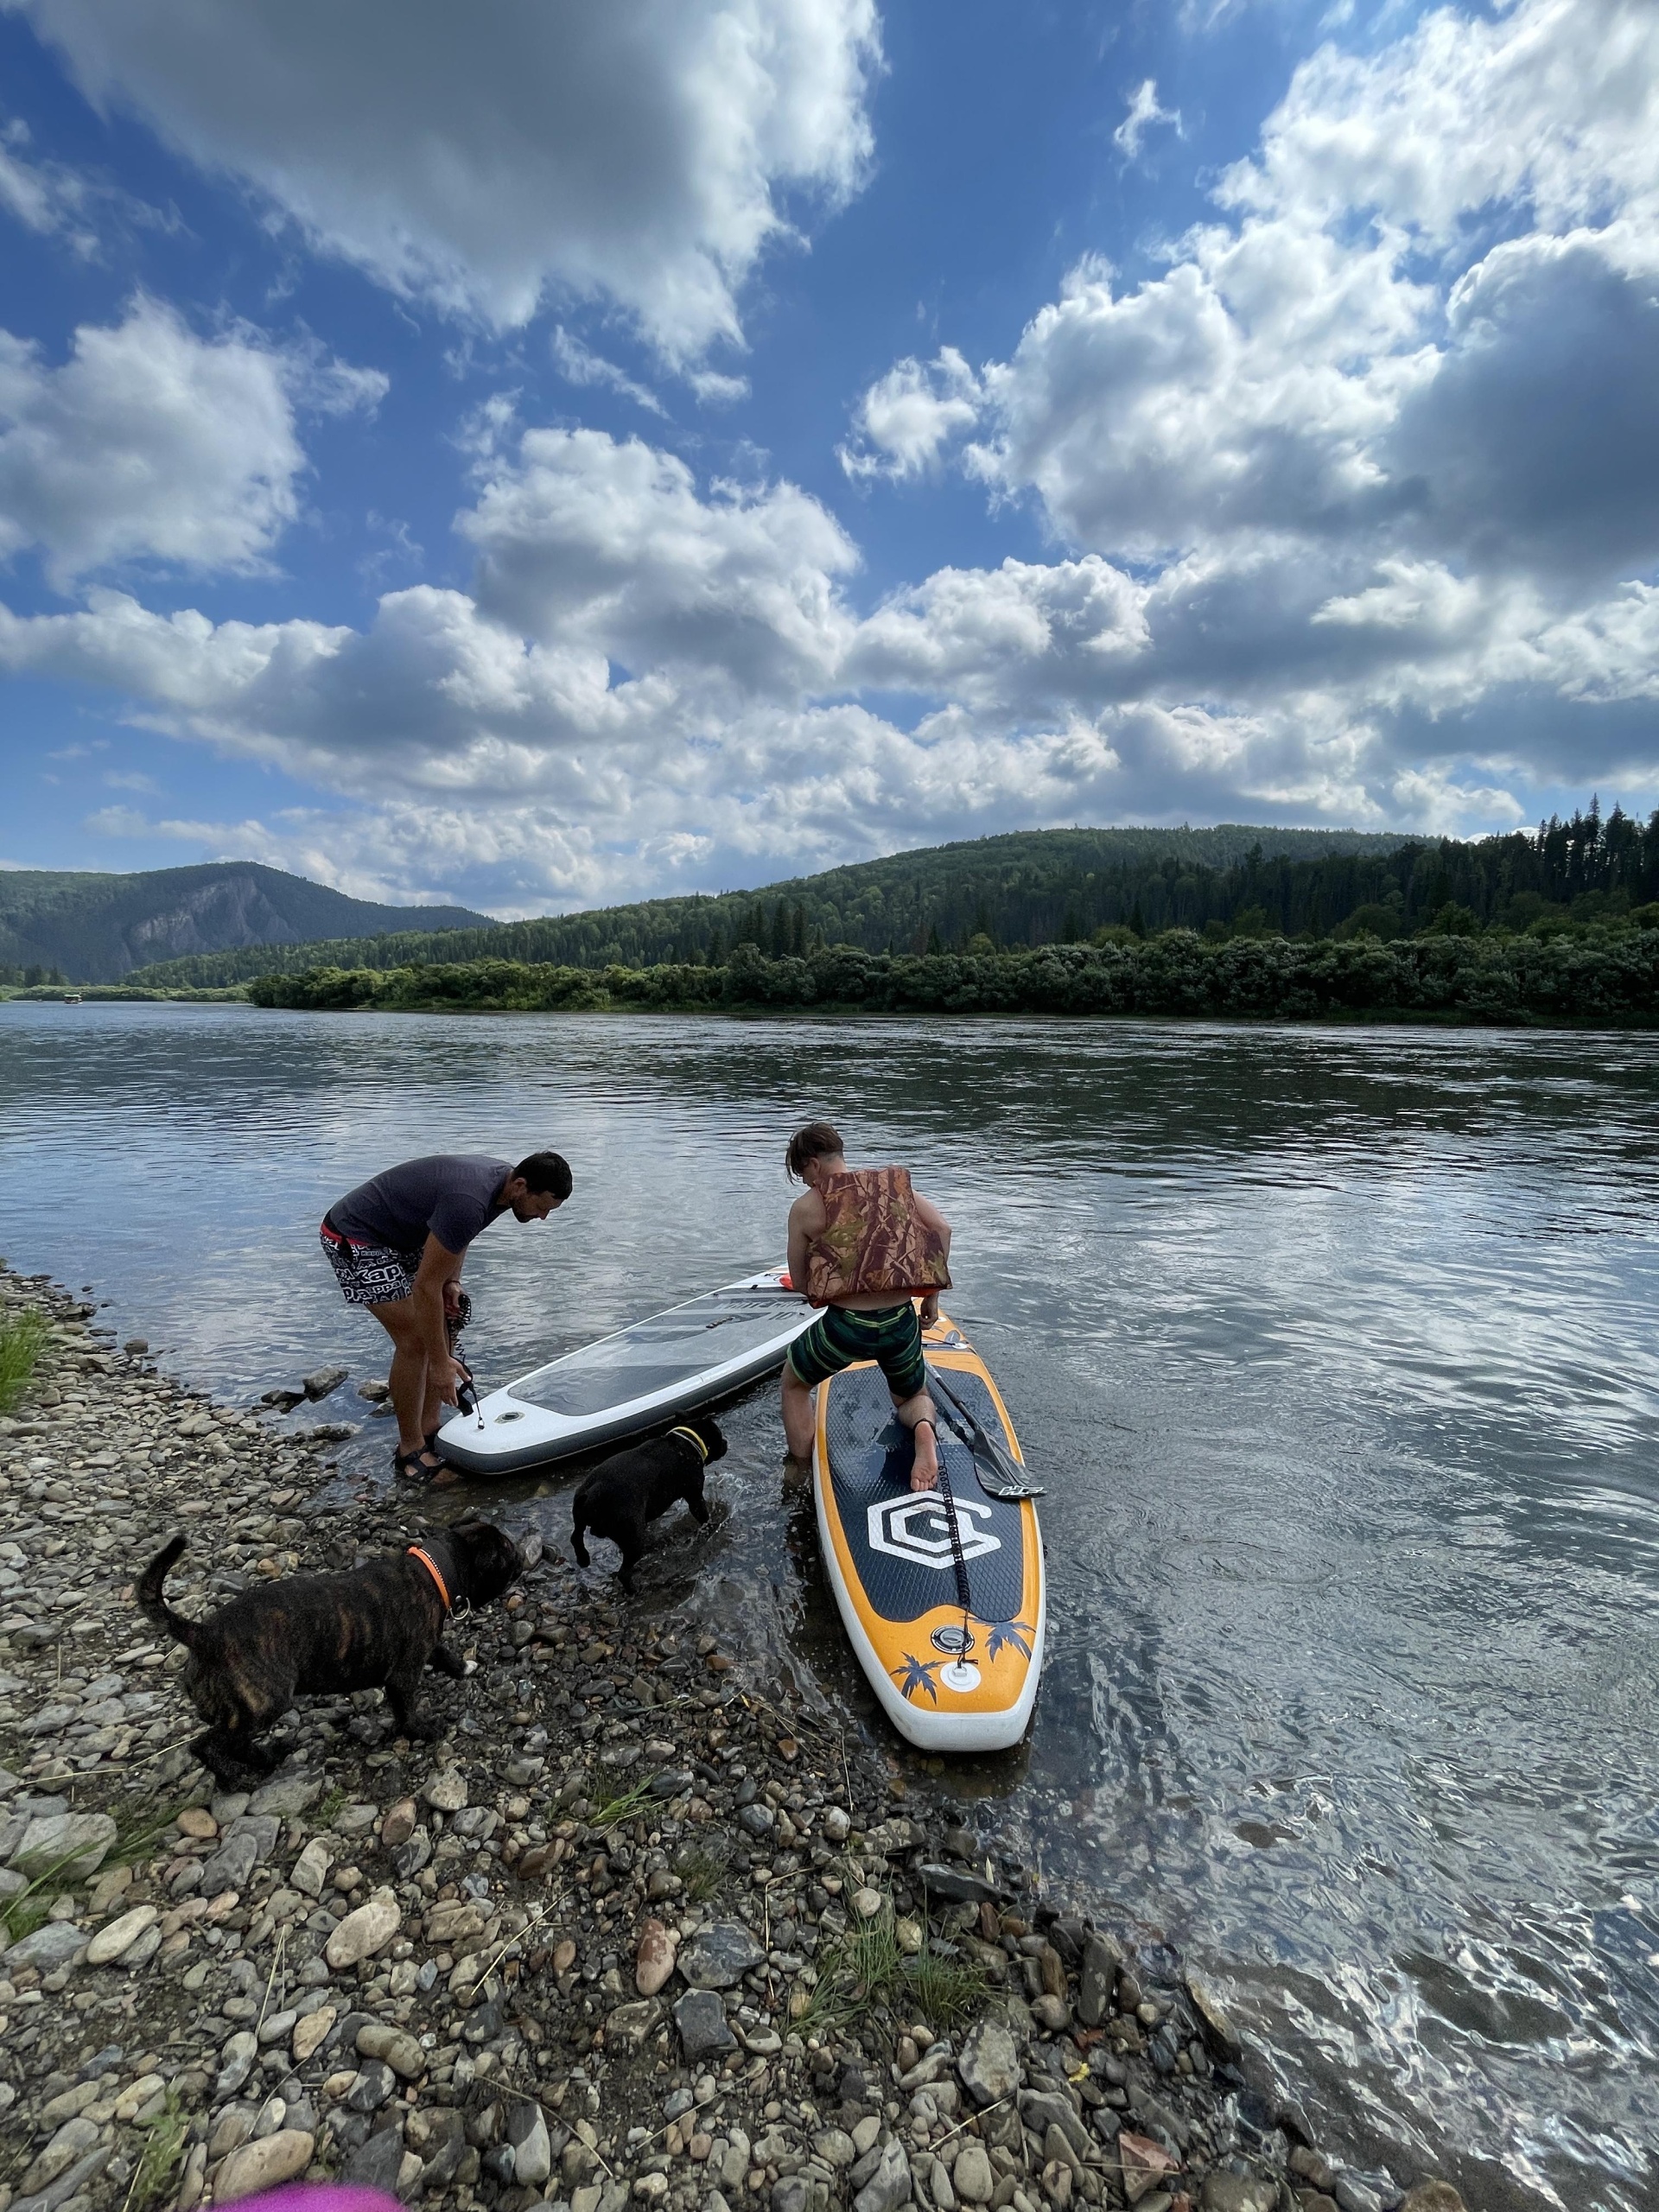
[{"left": 0, "top": 1262, "right": 1468, "bottom": 2212}]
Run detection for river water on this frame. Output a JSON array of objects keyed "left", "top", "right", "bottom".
[{"left": 1, "top": 1001, "right": 1655, "bottom": 2210}]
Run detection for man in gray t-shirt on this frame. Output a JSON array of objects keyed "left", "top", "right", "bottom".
[{"left": 321, "top": 1149, "right": 572, "bottom": 1478}]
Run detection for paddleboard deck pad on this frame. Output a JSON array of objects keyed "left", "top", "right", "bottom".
[
  {"left": 814, "top": 1311, "right": 1044, "bottom": 1752},
  {"left": 437, "top": 1270, "right": 812, "bottom": 1474}
]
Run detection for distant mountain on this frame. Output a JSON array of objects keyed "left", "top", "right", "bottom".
[
  {"left": 0, "top": 862, "right": 491, "bottom": 983},
  {"left": 126, "top": 823, "right": 1413, "bottom": 987}
]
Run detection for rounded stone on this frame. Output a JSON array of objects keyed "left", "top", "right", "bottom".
[
  {"left": 324, "top": 1889, "right": 401, "bottom": 1969},
  {"left": 214, "top": 2127, "right": 315, "bottom": 2200},
  {"left": 636, "top": 1917, "right": 677, "bottom": 1997},
  {"left": 952, "top": 2145, "right": 995, "bottom": 2206}
]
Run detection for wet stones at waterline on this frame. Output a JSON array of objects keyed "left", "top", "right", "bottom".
[{"left": 0, "top": 1260, "right": 1467, "bottom": 2212}]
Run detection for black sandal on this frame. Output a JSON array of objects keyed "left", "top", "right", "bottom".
[{"left": 393, "top": 1443, "right": 444, "bottom": 1480}]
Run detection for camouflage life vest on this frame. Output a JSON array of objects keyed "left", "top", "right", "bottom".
[{"left": 804, "top": 1166, "right": 952, "bottom": 1306}]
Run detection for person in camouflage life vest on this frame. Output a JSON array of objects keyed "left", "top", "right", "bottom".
[{"left": 781, "top": 1121, "right": 952, "bottom": 1491}]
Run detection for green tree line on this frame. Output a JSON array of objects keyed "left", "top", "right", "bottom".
[
  {"left": 247, "top": 927, "right": 1659, "bottom": 1027},
  {"left": 130, "top": 809, "right": 1659, "bottom": 989}
]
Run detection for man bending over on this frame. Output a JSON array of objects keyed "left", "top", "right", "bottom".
[
  {"left": 781, "top": 1122, "right": 951, "bottom": 1491},
  {"left": 322, "top": 1150, "right": 572, "bottom": 1478}
]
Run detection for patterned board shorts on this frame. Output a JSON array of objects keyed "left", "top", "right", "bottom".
[
  {"left": 321, "top": 1224, "right": 423, "bottom": 1308},
  {"left": 787, "top": 1302, "right": 927, "bottom": 1400}
]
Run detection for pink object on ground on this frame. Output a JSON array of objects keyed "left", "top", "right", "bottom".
[{"left": 225, "top": 2192, "right": 400, "bottom": 2212}]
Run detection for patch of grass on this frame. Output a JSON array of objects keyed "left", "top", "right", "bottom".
[
  {"left": 590, "top": 1774, "right": 656, "bottom": 1832},
  {"left": 795, "top": 1897, "right": 989, "bottom": 2044},
  {"left": 676, "top": 1843, "right": 728, "bottom": 1904},
  {"left": 0, "top": 1306, "right": 47, "bottom": 1414},
  {"left": 911, "top": 1942, "right": 988, "bottom": 2030},
  {"left": 108, "top": 1795, "right": 192, "bottom": 1870},
  {"left": 124, "top": 2089, "right": 187, "bottom": 2212},
  {"left": 1, "top": 1889, "right": 50, "bottom": 1947},
  {"left": 314, "top": 1783, "right": 350, "bottom": 1828}
]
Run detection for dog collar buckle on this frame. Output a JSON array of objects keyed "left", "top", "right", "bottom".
[
  {"left": 406, "top": 1544, "right": 453, "bottom": 1613},
  {"left": 668, "top": 1425, "right": 710, "bottom": 1463}
]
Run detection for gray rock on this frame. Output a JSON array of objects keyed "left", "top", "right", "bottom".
[
  {"left": 302, "top": 1365, "right": 348, "bottom": 1401},
  {"left": 957, "top": 2019, "right": 1022, "bottom": 2107},
  {"left": 346, "top": 2060, "right": 397, "bottom": 2113},
  {"left": 813, "top": 2130, "right": 856, "bottom": 2168},
  {"left": 342, "top": 2124, "right": 406, "bottom": 2196},
  {"left": 1077, "top": 1933, "right": 1121, "bottom": 2027},
  {"left": 853, "top": 2139, "right": 912, "bottom": 2212},
  {"left": 652, "top": 1770, "right": 696, "bottom": 1798},
  {"left": 9, "top": 1811, "right": 117, "bottom": 1880},
  {"left": 1333, "top": 2174, "right": 1394, "bottom": 2212},
  {"left": 951, "top": 2145, "right": 994, "bottom": 2206},
  {"left": 4, "top": 1921, "right": 86, "bottom": 1970},
  {"left": 1185, "top": 1974, "right": 1243, "bottom": 2061},
  {"left": 508, "top": 2101, "right": 552, "bottom": 2189},
  {"left": 605, "top": 1998, "right": 663, "bottom": 2050},
  {"left": 248, "top": 1774, "right": 321, "bottom": 1818},
  {"left": 7, "top": 2145, "right": 111, "bottom": 2212},
  {"left": 1200, "top": 2179, "right": 1277, "bottom": 2212},
  {"left": 216, "top": 2031, "right": 258, "bottom": 2096},
  {"left": 772, "top": 2180, "right": 810, "bottom": 2212},
  {"left": 678, "top": 1920, "right": 766, "bottom": 1989},
  {"left": 737, "top": 1803, "right": 775, "bottom": 1837},
  {"left": 200, "top": 1828, "right": 259, "bottom": 1897},
  {"left": 1018, "top": 2091, "right": 1090, "bottom": 2164},
  {"left": 674, "top": 1987, "right": 738, "bottom": 2060},
  {"left": 917, "top": 1861, "right": 1000, "bottom": 1904}
]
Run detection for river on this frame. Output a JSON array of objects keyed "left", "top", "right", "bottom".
[{"left": 1, "top": 1000, "right": 1655, "bottom": 2211}]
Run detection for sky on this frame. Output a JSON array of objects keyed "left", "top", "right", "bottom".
[{"left": 0, "top": 0, "right": 1656, "bottom": 918}]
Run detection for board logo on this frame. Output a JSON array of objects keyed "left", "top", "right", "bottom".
[{"left": 867, "top": 1495, "right": 1001, "bottom": 1570}]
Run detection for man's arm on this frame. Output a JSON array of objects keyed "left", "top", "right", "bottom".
[
  {"left": 411, "top": 1235, "right": 464, "bottom": 1390},
  {"left": 914, "top": 1192, "right": 951, "bottom": 1325},
  {"left": 786, "top": 1192, "right": 823, "bottom": 1300}
]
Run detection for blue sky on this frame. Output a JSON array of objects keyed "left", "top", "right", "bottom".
[{"left": 2, "top": 0, "right": 1656, "bottom": 916}]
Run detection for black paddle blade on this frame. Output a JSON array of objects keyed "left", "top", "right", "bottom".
[{"left": 926, "top": 1364, "right": 1044, "bottom": 1500}]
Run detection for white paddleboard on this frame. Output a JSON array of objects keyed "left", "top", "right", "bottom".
[{"left": 435, "top": 1268, "right": 813, "bottom": 1474}]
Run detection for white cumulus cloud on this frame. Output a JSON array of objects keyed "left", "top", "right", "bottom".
[
  {"left": 9, "top": 0, "right": 881, "bottom": 361},
  {"left": 0, "top": 296, "right": 385, "bottom": 589}
]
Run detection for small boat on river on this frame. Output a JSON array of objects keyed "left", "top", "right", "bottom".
[{"left": 435, "top": 1268, "right": 813, "bottom": 1474}]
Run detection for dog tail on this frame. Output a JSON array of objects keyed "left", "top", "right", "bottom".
[{"left": 137, "top": 1535, "right": 196, "bottom": 1648}]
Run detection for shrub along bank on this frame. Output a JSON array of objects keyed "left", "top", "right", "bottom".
[{"left": 246, "top": 929, "right": 1659, "bottom": 1026}]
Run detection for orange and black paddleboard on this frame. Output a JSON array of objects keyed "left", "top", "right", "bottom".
[{"left": 813, "top": 1308, "right": 1045, "bottom": 1751}]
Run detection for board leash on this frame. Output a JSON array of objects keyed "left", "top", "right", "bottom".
[{"left": 932, "top": 1440, "right": 974, "bottom": 1646}]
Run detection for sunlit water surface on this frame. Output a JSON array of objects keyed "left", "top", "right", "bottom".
[{"left": 2, "top": 1002, "right": 1656, "bottom": 2211}]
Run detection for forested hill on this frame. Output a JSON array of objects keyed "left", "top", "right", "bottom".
[
  {"left": 125, "top": 809, "right": 1659, "bottom": 988},
  {"left": 0, "top": 863, "right": 489, "bottom": 983},
  {"left": 128, "top": 823, "right": 1405, "bottom": 985}
]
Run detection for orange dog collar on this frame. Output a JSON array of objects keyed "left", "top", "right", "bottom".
[{"left": 406, "top": 1544, "right": 452, "bottom": 1613}]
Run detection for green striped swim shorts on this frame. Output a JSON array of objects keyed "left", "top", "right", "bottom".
[{"left": 787, "top": 1302, "right": 926, "bottom": 1400}]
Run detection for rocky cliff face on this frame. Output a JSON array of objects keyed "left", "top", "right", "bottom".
[
  {"left": 0, "top": 863, "right": 490, "bottom": 981},
  {"left": 124, "top": 874, "right": 307, "bottom": 963}
]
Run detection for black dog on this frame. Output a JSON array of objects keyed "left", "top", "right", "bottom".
[
  {"left": 571, "top": 1416, "right": 727, "bottom": 1592},
  {"left": 137, "top": 1519, "right": 523, "bottom": 1783}
]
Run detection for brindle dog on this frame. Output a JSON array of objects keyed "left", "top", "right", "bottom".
[
  {"left": 138, "top": 1519, "right": 523, "bottom": 1784},
  {"left": 570, "top": 1414, "right": 727, "bottom": 1592}
]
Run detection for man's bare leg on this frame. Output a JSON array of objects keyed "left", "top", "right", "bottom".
[
  {"left": 372, "top": 1300, "right": 436, "bottom": 1465},
  {"left": 781, "top": 1367, "right": 817, "bottom": 1462},
  {"left": 895, "top": 1391, "right": 939, "bottom": 1492}
]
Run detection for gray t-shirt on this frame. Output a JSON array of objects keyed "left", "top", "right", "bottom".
[{"left": 331, "top": 1154, "right": 512, "bottom": 1255}]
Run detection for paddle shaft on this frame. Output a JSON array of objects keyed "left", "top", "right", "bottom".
[{"left": 925, "top": 1363, "right": 1043, "bottom": 1499}]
